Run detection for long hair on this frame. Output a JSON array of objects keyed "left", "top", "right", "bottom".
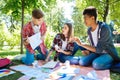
[{"left": 61, "top": 23, "right": 74, "bottom": 41}]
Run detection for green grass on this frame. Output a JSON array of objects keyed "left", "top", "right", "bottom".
[{"left": 0, "top": 47, "right": 120, "bottom": 80}]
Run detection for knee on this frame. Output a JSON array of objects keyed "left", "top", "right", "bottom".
[
  {"left": 69, "top": 57, "right": 80, "bottom": 65},
  {"left": 92, "top": 61, "right": 104, "bottom": 70},
  {"left": 58, "top": 55, "right": 66, "bottom": 63},
  {"left": 58, "top": 57, "right": 66, "bottom": 63},
  {"left": 79, "top": 59, "right": 89, "bottom": 66}
]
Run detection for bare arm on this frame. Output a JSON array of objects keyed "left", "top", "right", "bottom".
[
  {"left": 57, "top": 49, "right": 71, "bottom": 55},
  {"left": 74, "top": 37, "right": 96, "bottom": 53},
  {"left": 80, "top": 44, "right": 96, "bottom": 52},
  {"left": 45, "top": 51, "right": 53, "bottom": 62}
]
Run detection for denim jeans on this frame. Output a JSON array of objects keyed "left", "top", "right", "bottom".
[
  {"left": 22, "top": 46, "right": 48, "bottom": 65},
  {"left": 58, "top": 42, "right": 86, "bottom": 64},
  {"left": 79, "top": 53, "right": 113, "bottom": 70}
]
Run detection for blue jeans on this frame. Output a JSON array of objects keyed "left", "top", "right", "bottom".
[
  {"left": 22, "top": 46, "right": 48, "bottom": 65},
  {"left": 58, "top": 42, "right": 86, "bottom": 64},
  {"left": 79, "top": 53, "right": 113, "bottom": 70}
]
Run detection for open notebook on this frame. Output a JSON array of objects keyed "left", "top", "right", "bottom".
[{"left": 41, "top": 60, "right": 58, "bottom": 69}]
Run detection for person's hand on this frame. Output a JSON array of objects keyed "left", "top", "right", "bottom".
[
  {"left": 82, "top": 50, "right": 90, "bottom": 55},
  {"left": 74, "top": 37, "right": 81, "bottom": 45},
  {"left": 45, "top": 59, "right": 49, "bottom": 63},
  {"left": 23, "top": 36, "right": 29, "bottom": 45},
  {"left": 69, "top": 37, "right": 75, "bottom": 42},
  {"left": 40, "top": 35, "right": 45, "bottom": 41},
  {"left": 56, "top": 48, "right": 64, "bottom": 53}
]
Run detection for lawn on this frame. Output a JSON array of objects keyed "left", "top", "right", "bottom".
[{"left": 0, "top": 47, "right": 120, "bottom": 80}]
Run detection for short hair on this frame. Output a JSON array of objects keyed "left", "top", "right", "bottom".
[
  {"left": 32, "top": 9, "right": 44, "bottom": 19},
  {"left": 83, "top": 6, "right": 97, "bottom": 21}
]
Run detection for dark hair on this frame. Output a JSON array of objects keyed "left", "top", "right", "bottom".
[
  {"left": 83, "top": 6, "right": 97, "bottom": 21},
  {"left": 32, "top": 9, "right": 44, "bottom": 19},
  {"left": 61, "top": 23, "right": 73, "bottom": 41}
]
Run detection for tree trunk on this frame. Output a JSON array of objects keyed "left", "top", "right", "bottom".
[
  {"left": 20, "top": 0, "right": 24, "bottom": 54},
  {"left": 103, "top": 0, "right": 109, "bottom": 22}
]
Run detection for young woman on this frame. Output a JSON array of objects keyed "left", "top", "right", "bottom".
[{"left": 45, "top": 23, "right": 80, "bottom": 64}]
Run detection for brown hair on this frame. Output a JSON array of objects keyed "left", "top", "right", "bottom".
[
  {"left": 83, "top": 6, "right": 97, "bottom": 21},
  {"left": 32, "top": 9, "right": 44, "bottom": 19},
  {"left": 61, "top": 23, "right": 73, "bottom": 41}
]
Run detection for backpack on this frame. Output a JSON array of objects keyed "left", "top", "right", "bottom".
[
  {"left": 0, "top": 58, "right": 11, "bottom": 69},
  {"left": 106, "top": 47, "right": 120, "bottom": 73}
]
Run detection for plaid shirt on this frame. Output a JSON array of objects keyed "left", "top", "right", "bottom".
[
  {"left": 22, "top": 21, "right": 47, "bottom": 54},
  {"left": 50, "top": 33, "right": 74, "bottom": 54}
]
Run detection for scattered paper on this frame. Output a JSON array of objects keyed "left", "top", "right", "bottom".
[
  {"left": 41, "top": 60, "right": 58, "bottom": 69},
  {"left": 0, "top": 69, "right": 15, "bottom": 78},
  {"left": 57, "top": 66, "right": 80, "bottom": 74},
  {"left": 10, "top": 65, "right": 33, "bottom": 73},
  {"left": 17, "top": 75, "right": 32, "bottom": 80},
  {"left": 74, "top": 70, "right": 100, "bottom": 80}
]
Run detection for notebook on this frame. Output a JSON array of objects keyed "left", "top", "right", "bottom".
[{"left": 41, "top": 60, "right": 58, "bottom": 69}]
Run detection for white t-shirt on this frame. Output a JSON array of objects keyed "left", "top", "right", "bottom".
[
  {"left": 32, "top": 25, "right": 41, "bottom": 34},
  {"left": 62, "top": 39, "right": 67, "bottom": 50},
  {"left": 91, "top": 25, "right": 99, "bottom": 47},
  {"left": 31, "top": 22, "right": 41, "bottom": 34}
]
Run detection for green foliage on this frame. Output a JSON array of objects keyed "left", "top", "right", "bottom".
[
  {"left": 72, "top": 0, "right": 87, "bottom": 38},
  {"left": 44, "top": 28, "right": 56, "bottom": 49},
  {"left": 0, "top": 22, "right": 20, "bottom": 50},
  {"left": 0, "top": 23, "right": 6, "bottom": 48}
]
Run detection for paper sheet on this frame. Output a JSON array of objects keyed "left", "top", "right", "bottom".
[
  {"left": 0, "top": 69, "right": 15, "bottom": 78},
  {"left": 57, "top": 66, "right": 80, "bottom": 74},
  {"left": 10, "top": 65, "right": 33, "bottom": 73},
  {"left": 10, "top": 65, "right": 49, "bottom": 79},
  {"left": 28, "top": 32, "right": 42, "bottom": 50},
  {"left": 41, "top": 60, "right": 58, "bottom": 69}
]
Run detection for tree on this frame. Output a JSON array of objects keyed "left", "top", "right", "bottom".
[
  {"left": 1, "top": 0, "right": 56, "bottom": 53},
  {"left": 73, "top": 0, "right": 120, "bottom": 39}
]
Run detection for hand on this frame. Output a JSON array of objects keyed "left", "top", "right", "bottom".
[
  {"left": 56, "top": 49, "right": 64, "bottom": 53},
  {"left": 23, "top": 36, "right": 30, "bottom": 45},
  {"left": 69, "top": 37, "right": 75, "bottom": 42},
  {"left": 82, "top": 50, "right": 90, "bottom": 55},
  {"left": 45, "top": 59, "right": 48, "bottom": 62},
  {"left": 40, "top": 35, "right": 45, "bottom": 41},
  {"left": 74, "top": 37, "right": 81, "bottom": 45}
]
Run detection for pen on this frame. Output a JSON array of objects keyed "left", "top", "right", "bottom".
[{"left": 58, "top": 73, "right": 66, "bottom": 79}]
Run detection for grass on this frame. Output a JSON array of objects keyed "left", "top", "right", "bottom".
[{"left": 0, "top": 47, "right": 120, "bottom": 80}]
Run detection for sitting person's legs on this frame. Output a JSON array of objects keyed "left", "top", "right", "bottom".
[
  {"left": 92, "top": 53, "right": 113, "bottom": 70},
  {"left": 36, "top": 46, "right": 48, "bottom": 60},
  {"left": 58, "top": 53, "right": 80, "bottom": 64},
  {"left": 79, "top": 53, "right": 99, "bottom": 66},
  {"left": 22, "top": 49, "right": 34, "bottom": 65},
  {"left": 57, "top": 43, "right": 86, "bottom": 64}
]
